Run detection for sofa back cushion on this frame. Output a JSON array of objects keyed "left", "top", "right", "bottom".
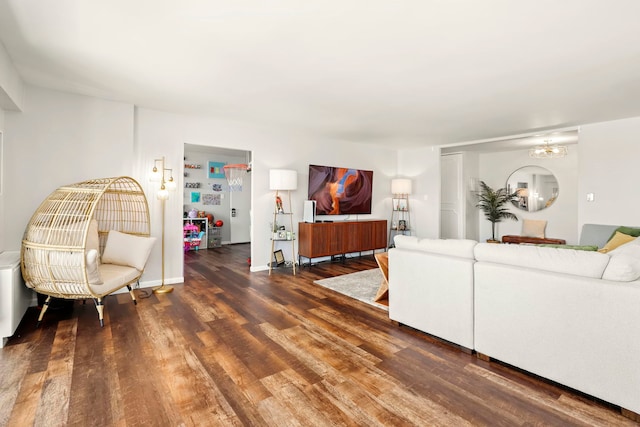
[
  {"left": 579, "top": 224, "right": 620, "bottom": 247},
  {"left": 602, "top": 237, "right": 640, "bottom": 281},
  {"left": 394, "top": 235, "right": 477, "bottom": 259},
  {"left": 474, "top": 243, "right": 610, "bottom": 279}
]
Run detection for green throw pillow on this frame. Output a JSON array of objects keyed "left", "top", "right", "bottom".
[
  {"left": 608, "top": 226, "right": 640, "bottom": 242},
  {"left": 538, "top": 244, "right": 599, "bottom": 251}
]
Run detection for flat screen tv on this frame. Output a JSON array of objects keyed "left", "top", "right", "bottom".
[{"left": 308, "top": 164, "right": 373, "bottom": 215}]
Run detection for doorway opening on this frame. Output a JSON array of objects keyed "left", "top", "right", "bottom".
[{"left": 182, "top": 144, "right": 252, "bottom": 255}]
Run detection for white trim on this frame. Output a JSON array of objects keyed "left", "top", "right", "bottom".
[{"left": 438, "top": 125, "right": 581, "bottom": 150}]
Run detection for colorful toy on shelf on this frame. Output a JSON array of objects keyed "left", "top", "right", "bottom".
[
  {"left": 215, "top": 219, "right": 223, "bottom": 227},
  {"left": 183, "top": 223, "right": 201, "bottom": 252}
]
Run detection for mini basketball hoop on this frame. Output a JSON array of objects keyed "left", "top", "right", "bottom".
[{"left": 223, "top": 164, "right": 248, "bottom": 191}]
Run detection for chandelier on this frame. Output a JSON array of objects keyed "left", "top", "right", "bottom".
[{"left": 529, "top": 140, "right": 568, "bottom": 158}]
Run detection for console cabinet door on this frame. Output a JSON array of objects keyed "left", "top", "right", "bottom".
[
  {"left": 373, "top": 220, "right": 387, "bottom": 249},
  {"left": 341, "top": 222, "right": 361, "bottom": 253}
]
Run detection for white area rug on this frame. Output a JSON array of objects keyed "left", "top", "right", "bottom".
[{"left": 313, "top": 268, "right": 388, "bottom": 311}]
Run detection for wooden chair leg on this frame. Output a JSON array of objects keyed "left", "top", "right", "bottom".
[
  {"left": 126, "top": 284, "right": 137, "bottom": 305},
  {"left": 94, "top": 298, "right": 105, "bottom": 327},
  {"left": 36, "top": 296, "right": 52, "bottom": 328}
]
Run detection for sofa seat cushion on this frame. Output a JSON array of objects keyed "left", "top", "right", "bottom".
[
  {"left": 474, "top": 243, "right": 610, "bottom": 279},
  {"left": 90, "top": 264, "right": 141, "bottom": 296},
  {"left": 394, "top": 235, "right": 477, "bottom": 259}
]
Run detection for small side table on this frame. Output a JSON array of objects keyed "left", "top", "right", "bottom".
[{"left": 374, "top": 252, "right": 389, "bottom": 303}]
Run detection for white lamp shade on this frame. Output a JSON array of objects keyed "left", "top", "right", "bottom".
[
  {"left": 269, "top": 169, "right": 298, "bottom": 191},
  {"left": 157, "top": 187, "right": 169, "bottom": 200},
  {"left": 165, "top": 178, "right": 177, "bottom": 191},
  {"left": 391, "top": 178, "right": 412, "bottom": 195},
  {"left": 149, "top": 168, "right": 162, "bottom": 182}
]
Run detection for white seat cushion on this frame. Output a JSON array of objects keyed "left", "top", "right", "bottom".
[{"left": 90, "top": 264, "right": 141, "bottom": 296}]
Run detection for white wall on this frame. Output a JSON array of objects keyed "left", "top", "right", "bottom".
[
  {"left": 477, "top": 147, "right": 579, "bottom": 244},
  {"left": 578, "top": 116, "right": 640, "bottom": 229},
  {"left": 0, "top": 40, "right": 24, "bottom": 111},
  {"left": 134, "top": 108, "right": 398, "bottom": 283},
  {"left": 462, "top": 151, "right": 480, "bottom": 241},
  {"left": 0, "top": 111, "right": 5, "bottom": 252},
  {"left": 4, "top": 86, "right": 134, "bottom": 248},
  {"left": 397, "top": 146, "right": 441, "bottom": 239}
]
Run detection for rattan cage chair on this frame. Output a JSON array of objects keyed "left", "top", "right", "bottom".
[{"left": 21, "top": 176, "right": 154, "bottom": 327}]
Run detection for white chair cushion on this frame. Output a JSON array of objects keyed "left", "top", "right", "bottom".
[
  {"left": 522, "top": 219, "right": 547, "bottom": 238},
  {"left": 91, "top": 264, "right": 141, "bottom": 296},
  {"left": 85, "top": 249, "right": 103, "bottom": 285},
  {"left": 102, "top": 230, "right": 156, "bottom": 271},
  {"left": 87, "top": 219, "right": 100, "bottom": 259}
]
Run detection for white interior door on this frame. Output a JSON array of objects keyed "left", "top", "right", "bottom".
[
  {"left": 229, "top": 173, "right": 251, "bottom": 243},
  {"left": 440, "top": 153, "right": 464, "bottom": 239}
]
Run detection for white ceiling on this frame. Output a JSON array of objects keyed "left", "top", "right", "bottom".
[{"left": 1, "top": 1, "right": 640, "bottom": 148}]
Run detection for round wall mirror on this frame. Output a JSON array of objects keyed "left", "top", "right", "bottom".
[{"left": 506, "top": 166, "right": 559, "bottom": 212}]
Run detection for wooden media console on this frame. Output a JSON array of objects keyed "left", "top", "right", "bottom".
[{"left": 298, "top": 220, "right": 387, "bottom": 265}]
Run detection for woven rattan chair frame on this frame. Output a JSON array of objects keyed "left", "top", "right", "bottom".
[{"left": 20, "top": 176, "right": 151, "bottom": 326}]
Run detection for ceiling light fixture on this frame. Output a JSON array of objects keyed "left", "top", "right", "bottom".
[{"left": 529, "top": 140, "right": 568, "bottom": 159}]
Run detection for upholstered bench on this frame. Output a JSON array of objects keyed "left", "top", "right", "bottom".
[{"left": 501, "top": 235, "right": 566, "bottom": 245}]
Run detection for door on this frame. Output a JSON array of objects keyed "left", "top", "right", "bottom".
[
  {"left": 229, "top": 172, "right": 251, "bottom": 243},
  {"left": 440, "top": 153, "right": 464, "bottom": 239}
]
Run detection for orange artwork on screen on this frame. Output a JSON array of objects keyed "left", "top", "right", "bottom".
[{"left": 308, "top": 165, "right": 373, "bottom": 216}]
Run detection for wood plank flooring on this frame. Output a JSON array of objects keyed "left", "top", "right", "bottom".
[{"left": 0, "top": 244, "right": 637, "bottom": 426}]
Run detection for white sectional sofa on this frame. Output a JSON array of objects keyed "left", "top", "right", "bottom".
[
  {"left": 388, "top": 236, "right": 478, "bottom": 350},
  {"left": 388, "top": 224, "right": 640, "bottom": 416}
]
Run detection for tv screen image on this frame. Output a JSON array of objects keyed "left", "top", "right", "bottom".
[{"left": 308, "top": 164, "right": 373, "bottom": 215}]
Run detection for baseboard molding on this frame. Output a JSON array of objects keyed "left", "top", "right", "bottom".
[{"left": 476, "top": 352, "right": 491, "bottom": 362}]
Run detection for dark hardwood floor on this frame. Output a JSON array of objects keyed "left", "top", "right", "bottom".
[{"left": 0, "top": 244, "right": 636, "bottom": 426}]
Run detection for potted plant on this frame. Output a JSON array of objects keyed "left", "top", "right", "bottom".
[{"left": 476, "top": 180, "right": 519, "bottom": 242}]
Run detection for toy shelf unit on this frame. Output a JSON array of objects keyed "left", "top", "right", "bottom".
[
  {"left": 389, "top": 194, "right": 411, "bottom": 248},
  {"left": 183, "top": 218, "right": 208, "bottom": 251}
]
